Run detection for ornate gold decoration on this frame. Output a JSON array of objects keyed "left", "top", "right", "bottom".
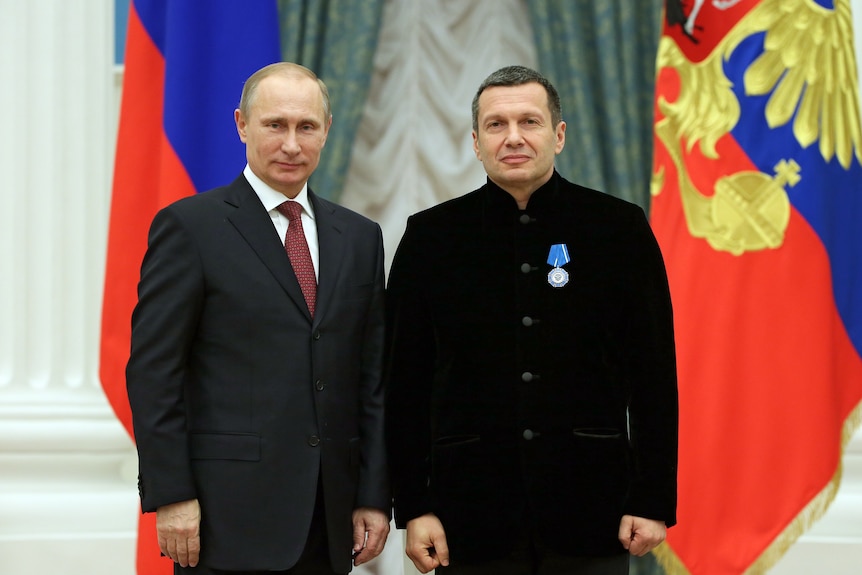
[
  {"left": 653, "top": 0, "right": 861, "bottom": 256},
  {"left": 709, "top": 159, "right": 797, "bottom": 255}
]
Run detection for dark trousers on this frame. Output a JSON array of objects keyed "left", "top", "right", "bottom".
[
  {"left": 176, "top": 480, "right": 339, "bottom": 575},
  {"left": 439, "top": 531, "right": 629, "bottom": 575},
  {"left": 440, "top": 553, "right": 628, "bottom": 575}
]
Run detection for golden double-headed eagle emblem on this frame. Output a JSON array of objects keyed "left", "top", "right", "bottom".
[{"left": 652, "top": 0, "right": 862, "bottom": 255}]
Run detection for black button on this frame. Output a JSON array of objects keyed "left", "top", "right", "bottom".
[
  {"left": 308, "top": 435, "right": 320, "bottom": 447},
  {"left": 522, "top": 316, "right": 533, "bottom": 327},
  {"left": 313, "top": 331, "right": 321, "bottom": 340},
  {"left": 519, "top": 213, "right": 532, "bottom": 224},
  {"left": 315, "top": 379, "right": 325, "bottom": 391},
  {"left": 521, "top": 372, "right": 533, "bottom": 382},
  {"left": 520, "top": 263, "right": 532, "bottom": 274},
  {"left": 523, "top": 429, "right": 535, "bottom": 440}
]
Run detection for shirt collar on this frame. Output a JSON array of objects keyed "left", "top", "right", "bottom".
[{"left": 243, "top": 164, "right": 315, "bottom": 220}]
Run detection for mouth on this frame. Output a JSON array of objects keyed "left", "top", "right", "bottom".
[
  {"left": 501, "top": 155, "right": 531, "bottom": 165},
  {"left": 275, "top": 161, "right": 303, "bottom": 170}
]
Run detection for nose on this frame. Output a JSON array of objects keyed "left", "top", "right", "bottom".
[
  {"left": 504, "top": 124, "right": 525, "bottom": 146},
  {"left": 281, "top": 129, "right": 301, "bottom": 154}
]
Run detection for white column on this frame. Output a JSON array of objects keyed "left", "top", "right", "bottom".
[{"left": 0, "top": 2, "right": 138, "bottom": 575}]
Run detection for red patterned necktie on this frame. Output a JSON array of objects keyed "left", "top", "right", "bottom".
[{"left": 277, "top": 201, "right": 316, "bottom": 317}]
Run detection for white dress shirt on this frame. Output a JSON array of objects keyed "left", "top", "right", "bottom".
[{"left": 243, "top": 164, "right": 319, "bottom": 281}]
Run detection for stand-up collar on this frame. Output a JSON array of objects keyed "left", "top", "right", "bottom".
[{"left": 482, "top": 171, "right": 562, "bottom": 217}]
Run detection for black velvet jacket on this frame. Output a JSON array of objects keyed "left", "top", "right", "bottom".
[{"left": 385, "top": 172, "right": 678, "bottom": 561}]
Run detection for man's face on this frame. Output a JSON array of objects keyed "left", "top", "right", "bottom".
[
  {"left": 472, "top": 82, "right": 565, "bottom": 195},
  {"left": 235, "top": 74, "right": 331, "bottom": 198}
]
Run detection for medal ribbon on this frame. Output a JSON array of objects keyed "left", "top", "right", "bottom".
[{"left": 547, "top": 244, "right": 570, "bottom": 267}]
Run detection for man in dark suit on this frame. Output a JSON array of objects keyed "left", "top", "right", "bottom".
[
  {"left": 385, "top": 65, "right": 678, "bottom": 574},
  {"left": 126, "top": 62, "right": 390, "bottom": 575}
]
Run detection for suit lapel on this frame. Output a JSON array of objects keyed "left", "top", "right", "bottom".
[
  {"left": 223, "top": 177, "right": 312, "bottom": 321},
  {"left": 310, "top": 191, "right": 345, "bottom": 327}
]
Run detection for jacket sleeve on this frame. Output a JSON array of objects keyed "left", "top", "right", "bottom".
[
  {"left": 126, "top": 205, "right": 203, "bottom": 512},
  {"left": 384, "top": 216, "right": 437, "bottom": 526},
  {"left": 621, "top": 207, "right": 679, "bottom": 526},
  {"left": 354, "top": 222, "right": 392, "bottom": 512}
]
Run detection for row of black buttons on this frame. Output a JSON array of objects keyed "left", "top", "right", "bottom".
[
  {"left": 520, "top": 213, "right": 541, "bottom": 444},
  {"left": 311, "top": 330, "right": 323, "bottom": 447}
]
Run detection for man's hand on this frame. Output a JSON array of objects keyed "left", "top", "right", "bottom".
[
  {"left": 618, "top": 515, "right": 666, "bottom": 557},
  {"left": 156, "top": 499, "right": 201, "bottom": 567},
  {"left": 405, "top": 513, "right": 450, "bottom": 573},
  {"left": 352, "top": 507, "right": 390, "bottom": 566}
]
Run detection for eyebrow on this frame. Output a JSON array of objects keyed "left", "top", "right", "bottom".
[
  {"left": 483, "top": 111, "right": 543, "bottom": 123},
  {"left": 259, "top": 115, "right": 322, "bottom": 127}
]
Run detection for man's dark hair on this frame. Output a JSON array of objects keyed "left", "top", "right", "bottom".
[{"left": 471, "top": 65, "right": 563, "bottom": 132}]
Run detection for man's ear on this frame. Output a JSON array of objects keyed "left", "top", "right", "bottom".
[
  {"left": 321, "top": 114, "right": 333, "bottom": 147},
  {"left": 235, "top": 109, "right": 248, "bottom": 142},
  {"left": 555, "top": 121, "right": 566, "bottom": 154}
]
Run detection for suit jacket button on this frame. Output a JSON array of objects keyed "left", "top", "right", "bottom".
[
  {"left": 523, "top": 429, "right": 535, "bottom": 440},
  {"left": 521, "top": 371, "right": 533, "bottom": 382},
  {"left": 521, "top": 316, "right": 533, "bottom": 327},
  {"left": 315, "top": 379, "right": 325, "bottom": 391},
  {"left": 313, "top": 331, "right": 321, "bottom": 340},
  {"left": 308, "top": 435, "right": 320, "bottom": 447},
  {"left": 520, "top": 263, "right": 532, "bottom": 274}
]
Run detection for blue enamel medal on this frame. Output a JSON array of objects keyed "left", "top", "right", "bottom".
[{"left": 547, "top": 244, "right": 570, "bottom": 288}]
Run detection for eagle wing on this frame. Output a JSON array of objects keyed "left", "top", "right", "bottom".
[{"left": 736, "top": 0, "right": 862, "bottom": 169}]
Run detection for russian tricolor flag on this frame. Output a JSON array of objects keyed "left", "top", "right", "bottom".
[
  {"left": 100, "top": 1, "right": 280, "bottom": 572},
  {"left": 651, "top": 1, "right": 862, "bottom": 574}
]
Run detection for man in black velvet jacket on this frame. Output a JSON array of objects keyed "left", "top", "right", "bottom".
[{"left": 385, "top": 66, "right": 678, "bottom": 575}]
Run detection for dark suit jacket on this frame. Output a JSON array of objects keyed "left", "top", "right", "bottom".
[
  {"left": 126, "top": 174, "right": 389, "bottom": 573},
  {"left": 385, "top": 172, "right": 677, "bottom": 562}
]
